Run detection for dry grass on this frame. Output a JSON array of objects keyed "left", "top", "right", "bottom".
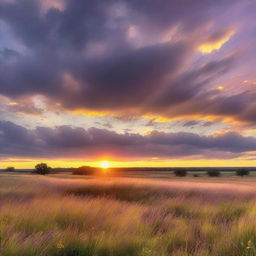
[{"left": 1, "top": 174, "right": 256, "bottom": 255}]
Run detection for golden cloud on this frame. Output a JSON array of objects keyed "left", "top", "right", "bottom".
[{"left": 198, "top": 30, "right": 235, "bottom": 54}]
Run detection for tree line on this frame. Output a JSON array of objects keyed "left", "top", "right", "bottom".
[{"left": 1, "top": 164, "right": 253, "bottom": 177}]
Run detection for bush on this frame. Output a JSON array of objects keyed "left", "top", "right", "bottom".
[
  {"left": 5, "top": 167, "right": 15, "bottom": 172},
  {"left": 236, "top": 168, "right": 249, "bottom": 176},
  {"left": 174, "top": 169, "right": 187, "bottom": 177},
  {"left": 34, "top": 163, "right": 51, "bottom": 175},
  {"left": 72, "top": 166, "right": 96, "bottom": 175},
  {"left": 193, "top": 174, "right": 199, "bottom": 177},
  {"left": 207, "top": 169, "right": 220, "bottom": 177}
]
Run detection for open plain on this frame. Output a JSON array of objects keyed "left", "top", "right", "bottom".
[{"left": 1, "top": 173, "right": 256, "bottom": 256}]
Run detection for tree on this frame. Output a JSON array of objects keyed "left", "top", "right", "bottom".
[
  {"left": 5, "top": 167, "right": 15, "bottom": 172},
  {"left": 236, "top": 168, "right": 249, "bottom": 177},
  {"left": 34, "top": 163, "right": 51, "bottom": 175},
  {"left": 73, "top": 166, "right": 96, "bottom": 175},
  {"left": 174, "top": 169, "right": 187, "bottom": 177},
  {"left": 207, "top": 169, "right": 220, "bottom": 177}
]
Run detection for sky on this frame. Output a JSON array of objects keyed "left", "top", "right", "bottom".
[{"left": 1, "top": 0, "right": 256, "bottom": 168}]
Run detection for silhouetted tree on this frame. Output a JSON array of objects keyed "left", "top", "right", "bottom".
[
  {"left": 207, "top": 170, "right": 220, "bottom": 177},
  {"left": 174, "top": 169, "right": 187, "bottom": 177},
  {"left": 34, "top": 163, "right": 51, "bottom": 175},
  {"left": 5, "top": 167, "right": 15, "bottom": 172},
  {"left": 73, "top": 166, "right": 96, "bottom": 175},
  {"left": 236, "top": 168, "right": 249, "bottom": 176}
]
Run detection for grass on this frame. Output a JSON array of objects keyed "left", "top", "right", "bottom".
[{"left": 1, "top": 174, "right": 256, "bottom": 255}]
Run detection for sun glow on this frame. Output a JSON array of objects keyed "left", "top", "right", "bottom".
[{"left": 100, "top": 161, "right": 110, "bottom": 169}]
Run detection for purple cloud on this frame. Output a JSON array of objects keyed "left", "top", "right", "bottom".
[{"left": 0, "top": 121, "right": 255, "bottom": 160}]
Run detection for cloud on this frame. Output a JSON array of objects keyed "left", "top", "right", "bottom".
[
  {"left": 183, "top": 120, "right": 201, "bottom": 127},
  {"left": 0, "top": 0, "right": 255, "bottom": 129},
  {"left": 198, "top": 28, "right": 235, "bottom": 54},
  {"left": 1, "top": 121, "right": 256, "bottom": 160},
  {"left": 65, "top": 41, "right": 191, "bottom": 110},
  {"left": 0, "top": 47, "right": 19, "bottom": 59}
]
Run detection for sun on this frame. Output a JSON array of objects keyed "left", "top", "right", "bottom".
[{"left": 100, "top": 161, "right": 110, "bottom": 169}]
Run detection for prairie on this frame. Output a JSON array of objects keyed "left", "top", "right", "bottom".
[{"left": 1, "top": 173, "right": 256, "bottom": 255}]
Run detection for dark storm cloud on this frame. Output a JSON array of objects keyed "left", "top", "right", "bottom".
[
  {"left": 0, "top": 0, "right": 255, "bottom": 125},
  {"left": 0, "top": 121, "right": 255, "bottom": 159},
  {"left": 0, "top": 0, "right": 107, "bottom": 49},
  {"left": 133, "top": 53, "right": 246, "bottom": 126},
  {"left": 163, "top": 90, "right": 256, "bottom": 124},
  {"left": 0, "top": 0, "right": 234, "bottom": 49},
  {"left": 0, "top": 121, "right": 41, "bottom": 157},
  {"left": 66, "top": 42, "right": 191, "bottom": 109},
  {"left": 0, "top": 0, "right": 48, "bottom": 47},
  {"left": 127, "top": 0, "right": 235, "bottom": 32},
  {"left": 0, "top": 48, "right": 62, "bottom": 96}
]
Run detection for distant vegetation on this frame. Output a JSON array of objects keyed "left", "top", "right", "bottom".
[
  {"left": 69, "top": 167, "right": 255, "bottom": 178},
  {"left": 236, "top": 168, "right": 250, "bottom": 176},
  {"left": 1, "top": 166, "right": 255, "bottom": 178},
  {"left": 5, "top": 166, "right": 15, "bottom": 171},
  {"left": 72, "top": 166, "right": 97, "bottom": 175},
  {"left": 207, "top": 169, "right": 221, "bottom": 177},
  {"left": 34, "top": 163, "right": 51, "bottom": 175},
  {"left": 174, "top": 169, "right": 187, "bottom": 177}
]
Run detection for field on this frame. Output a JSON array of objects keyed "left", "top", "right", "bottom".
[{"left": 1, "top": 173, "right": 256, "bottom": 255}]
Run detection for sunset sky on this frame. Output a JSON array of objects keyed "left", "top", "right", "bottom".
[{"left": 1, "top": 0, "right": 256, "bottom": 168}]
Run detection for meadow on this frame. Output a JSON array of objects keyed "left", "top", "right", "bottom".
[{"left": 1, "top": 173, "right": 256, "bottom": 255}]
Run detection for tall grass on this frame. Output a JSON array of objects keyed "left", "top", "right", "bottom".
[{"left": 1, "top": 174, "right": 256, "bottom": 255}]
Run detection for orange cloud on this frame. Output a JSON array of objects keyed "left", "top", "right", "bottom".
[
  {"left": 243, "top": 80, "right": 256, "bottom": 85},
  {"left": 198, "top": 29, "right": 235, "bottom": 54},
  {"left": 216, "top": 85, "right": 225, "bottom": 91},
  {"left": 40, "top": 0, "right": 65, "bottom": 13}
]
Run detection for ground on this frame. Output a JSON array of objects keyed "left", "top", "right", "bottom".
[{"left": 1, "top": 172, "right": 256, "bottom": 255}]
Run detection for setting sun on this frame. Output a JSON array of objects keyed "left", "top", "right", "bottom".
[{"left": 100, "top": 161, "right": 110, "bottom": 169}]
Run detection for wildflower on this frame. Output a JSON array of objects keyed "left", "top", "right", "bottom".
[
  {"left": 56, "top": 240, "right": 65, "bottom": 249},
  {"left": 142, "top": 247, "right": 152, "bottom": 255},
  {"left": 246, "top": 240, "right": 253, "bottom": 249}
]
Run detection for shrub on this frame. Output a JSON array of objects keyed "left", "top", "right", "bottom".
[
  {"left": 5, "top": 167, "right": 15, "bottom": 172},
  {"left": 193, "top": 174, "right": 199, "bottom": 177},
  {"left": 72, "top": 166, "right": 96, "bottom": 175},
  {"left": 236, "top": 168, "right": 250, "bottom": 176},
  {"left": 207, "top": 169, "right": 220, "bottom": 177},
  {"left": 174, "top": 169, "right": 187, "bottom": 177},
  {"left": 34, "top": 163, "right": 51, "bottom": 175}
]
